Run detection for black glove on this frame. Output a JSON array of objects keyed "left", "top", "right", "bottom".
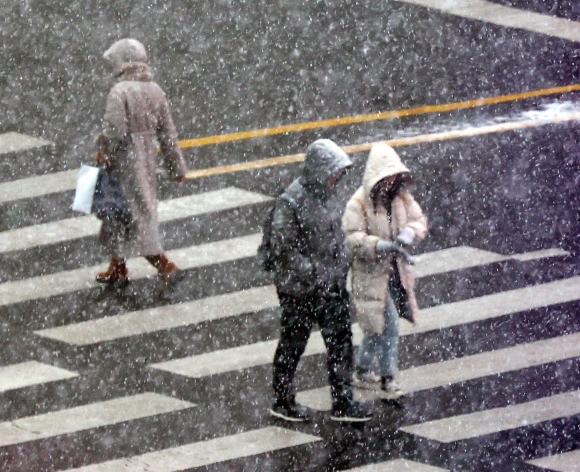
[{"left": 376, "top": 240, "right": 415, "bottom": 265}]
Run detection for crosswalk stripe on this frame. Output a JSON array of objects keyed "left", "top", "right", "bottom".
[
  {"left": 407, "top": 276, "right": 580, "bottom": 336},
  {"left": 397, "top": 0, "right": 580, "bottom": 42},
  {"left": 400, "top": 389, "right": 580, "bottom": 443},
  {"left": 0, "top": 187, "right": 271, "bottom": 254},
  {"left": 0, "top": 233, "right": 262, "bottom": 307},
  {"left": 0, "top": 132, "right": 53, "bottom": 156},
  {"left": 0, "top": 169, "right": 77, "bottom": 204},
  {"left": 0, "top": 392, "right": 194, "bottom": 447},
  {"left": 412, "top": 246, "right": 509, "bottom": 278},
  {"left": 510, "top": 248, "right": 570, "bottom": 262},
  {"left": 151, "top": 324, "right": 357, "bottom": 378},
  {"left": 527, "top": 449, "right": 580, "bottom": 471},
  {"left": 413, "top": 246, "right": 568, "bottom": 278},
  {"left": 296, "top": 331, "right": 580, "bottom": 411},
  {"left": 347, "top": 459, "right": 448, "bottom": 471},
  {"left": 61, "top": 426, "right": 320, "bottom": 471},
  {"left": 402, "top": 246, "right": 568, "bottom": 279},
  {"left": 150, "top": 276, "right": 580, "bottom": 379},
  {"left": 151, "top": 337, "right": 293, "bottom": 378},
  {"left": 31, "top": 246, "right": 566, "bottom": 346},
  {"left": 0, "top": 361, "right": 78, "bottom": 392},
  {"left": 35, "top": 285, "right": 279, "bottom": 346}
]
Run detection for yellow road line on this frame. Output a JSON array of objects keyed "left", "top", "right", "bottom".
[
  {"left": 180, "top": 83, "right": 580, "bottom": 149},
  {"left": 185, "top": 111, "right": 580, "bottom": 180}
]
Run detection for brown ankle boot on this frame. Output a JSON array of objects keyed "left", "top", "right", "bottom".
[
  {"left": 96, "top": 257, "right": 129, "bottom": 287},
  {"left": 146, "top": 254, "right": 182, "bottom": 292}
]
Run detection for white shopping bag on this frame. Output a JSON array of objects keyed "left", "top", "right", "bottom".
[{"left": 72, "top": 165, "right": 100, "bottom": 214}]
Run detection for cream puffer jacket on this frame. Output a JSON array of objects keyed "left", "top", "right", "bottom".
[{"left": 342, "top": 143, "right": 428, "bottom": 334}]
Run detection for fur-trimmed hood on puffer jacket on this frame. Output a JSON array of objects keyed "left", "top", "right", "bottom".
[{"left": 342, "top": 143, "right": 427, "bottom": 333}]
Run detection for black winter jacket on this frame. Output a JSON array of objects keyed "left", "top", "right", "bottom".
[{"left": 271, "top": 139, "right": 352, "bottom": 297}]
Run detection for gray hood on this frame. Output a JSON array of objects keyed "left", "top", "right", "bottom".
[
  {"left": 301, "top": 139, "right": 352, "bottom": 192},
  {"left": 103, "top": 38, "right": 149, "bottom": 77}
]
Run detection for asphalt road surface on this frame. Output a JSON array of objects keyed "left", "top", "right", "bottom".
[{"left": 1, "top": 1, "right": 580, "bottom": 471}]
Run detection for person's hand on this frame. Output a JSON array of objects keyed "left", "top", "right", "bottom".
[
  {"left": 376, "top": 240, "right": 400, "bottom": 255},
  {"left": 94, "top": 152, "right": 111, "bottom": 169},
  {"left": 396, "top": 227, "right": 415, "bottom": 246},
  {"left": 376, "top": 239, "right": 415, "bottom": 265},
  {"left": 174, "top": 176, "right": 186, "bottom": 187}
]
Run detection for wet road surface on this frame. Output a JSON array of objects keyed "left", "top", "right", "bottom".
[{"left": 1, "top": 1, "right": 580, "bottom": 471}]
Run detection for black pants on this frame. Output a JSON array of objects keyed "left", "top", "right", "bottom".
[{"left": 273, "top": 290, "right": 354, "bottom": 410}]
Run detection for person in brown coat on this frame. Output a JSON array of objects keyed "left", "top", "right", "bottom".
[
  {"left": 342, "top": 143, "right": 427, "bottom": 399},
  {"left": 95, "top": 38, "right": 187, "bottom": 290}
]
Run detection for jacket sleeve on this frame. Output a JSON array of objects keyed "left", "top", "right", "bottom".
[
  {"left": 271, "top": 199, "right": 314, "bottom": 279},
  {"left": 157, "top": 92, "right": 187, "bottom": 181},
  {"left": 401, "top": 192, "right": 428, "bottom": 244},
  {"left": 342, "top": 195, "right": 381, "bottom": 261}
]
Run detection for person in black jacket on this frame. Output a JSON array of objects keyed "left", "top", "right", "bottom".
[{"left": 269, "top": 139, "right": 372, "bottom": 423}]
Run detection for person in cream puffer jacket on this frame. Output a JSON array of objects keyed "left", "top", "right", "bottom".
[{"left": 342, "top": 143, "right": 427, "bottom": 398}]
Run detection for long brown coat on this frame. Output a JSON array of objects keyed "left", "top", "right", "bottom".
[
  {"left": 98, "top": 62, "right": 186, "bottom": 258},
  {"left": 343, "top": 143, "right": 427, "bottom": 334}
]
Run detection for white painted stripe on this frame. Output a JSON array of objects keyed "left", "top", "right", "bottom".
[
  {"left": 0, "top": 132, "right": 53, "bottom": 155},
  {"left": 297, "top": 331, "right": 580, "bottom": 411},
  {"left": 150, "top": 325, "right": 352, "bottom": 378},
  {"left": 347, "top": 459, "right": 448, "bottom": 471},
  {"left": 36, "top": 285, "right": 279, "bottom": 346},
  {"left": 527, "top": 449, "right": 580, "bottom": 471},
  {"left": 413, "top": 246, "right": 509, "bottom": 278},
  {"left": 62, "top": 426, "right": 320, "bottom": 472},
  {"left": 0, "top": 361, "right": 78, "bottom": 392},
  {"left": 0, "top": 169, "right": 77, "bottom": 204},
  {"left": 0, "top": 233, "right": 262, "bottom": 307},
  {"left": 0, "top": 392, "right": 194, "bottom": 447},
  {"left": 31, "top": 245, "right": 564, "bottom": 346},
  {"left": 414, "top": 246, "right": 569, "bottom": 278},
  {"left": 407, "top": 276, "right": 580, "bottom": 336},
  {"left": 400, "top": 390, "right": 580, "bottom": 443},
  {"left": 397, "top": 0, "right": 580, "bottom": 42},
  {"left": 151, "top": 276, "right": 580, "bottom": 379},
  {"left": 511, "top": 248, "right": 569, "bottom": 262},
  {"left": 0, "top": 187, "right": 271, "bottom": 253},
  {"left": 152, "top": 338, "right": 278, "bottom": 378}
]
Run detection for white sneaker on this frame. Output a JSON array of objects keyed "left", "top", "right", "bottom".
[
  {"left": 353, "top": 370, "right": 381, "bottom": 389},
  {"left": 378, "top": 380, "right": 404, "bottom": 400}
]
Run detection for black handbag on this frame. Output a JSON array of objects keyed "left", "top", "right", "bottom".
[
  {"left": 389, "top": 259, "right": 414, "bottom": 324},
  {"left": 91, "top": 168, "right": 132, "bottom": 224}
]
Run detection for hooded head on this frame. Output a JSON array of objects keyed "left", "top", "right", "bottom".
[
  {"left": 103, "top": 38, "right": 148, "bottom": 77},
  {"left": 301, "top": 139, "right": 352, "bottom": 196},
  {"left": 362, "top": 143, "right": 410, "bottom": 195}
]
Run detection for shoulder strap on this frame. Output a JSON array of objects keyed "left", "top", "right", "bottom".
[
  {"left": 353, "top": 196, "right": 369, "bottom": 233},
  {"left": 280, "top": 193, "right": 301, "bottom": 227},
  {"left": 353, "top": 196, "right": 367, "bottom": 219}
]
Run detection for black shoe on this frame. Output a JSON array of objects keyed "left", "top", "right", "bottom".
[
  {"left": 330, "top": 402, "right": 372, "bottom": 422},
  {"left": 269, "top": 403, "right": 310, "bottom": 422}
]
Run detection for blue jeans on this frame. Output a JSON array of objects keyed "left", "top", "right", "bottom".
[{"left": 356, "top": 297, "right": 399, "bottom": 377}]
